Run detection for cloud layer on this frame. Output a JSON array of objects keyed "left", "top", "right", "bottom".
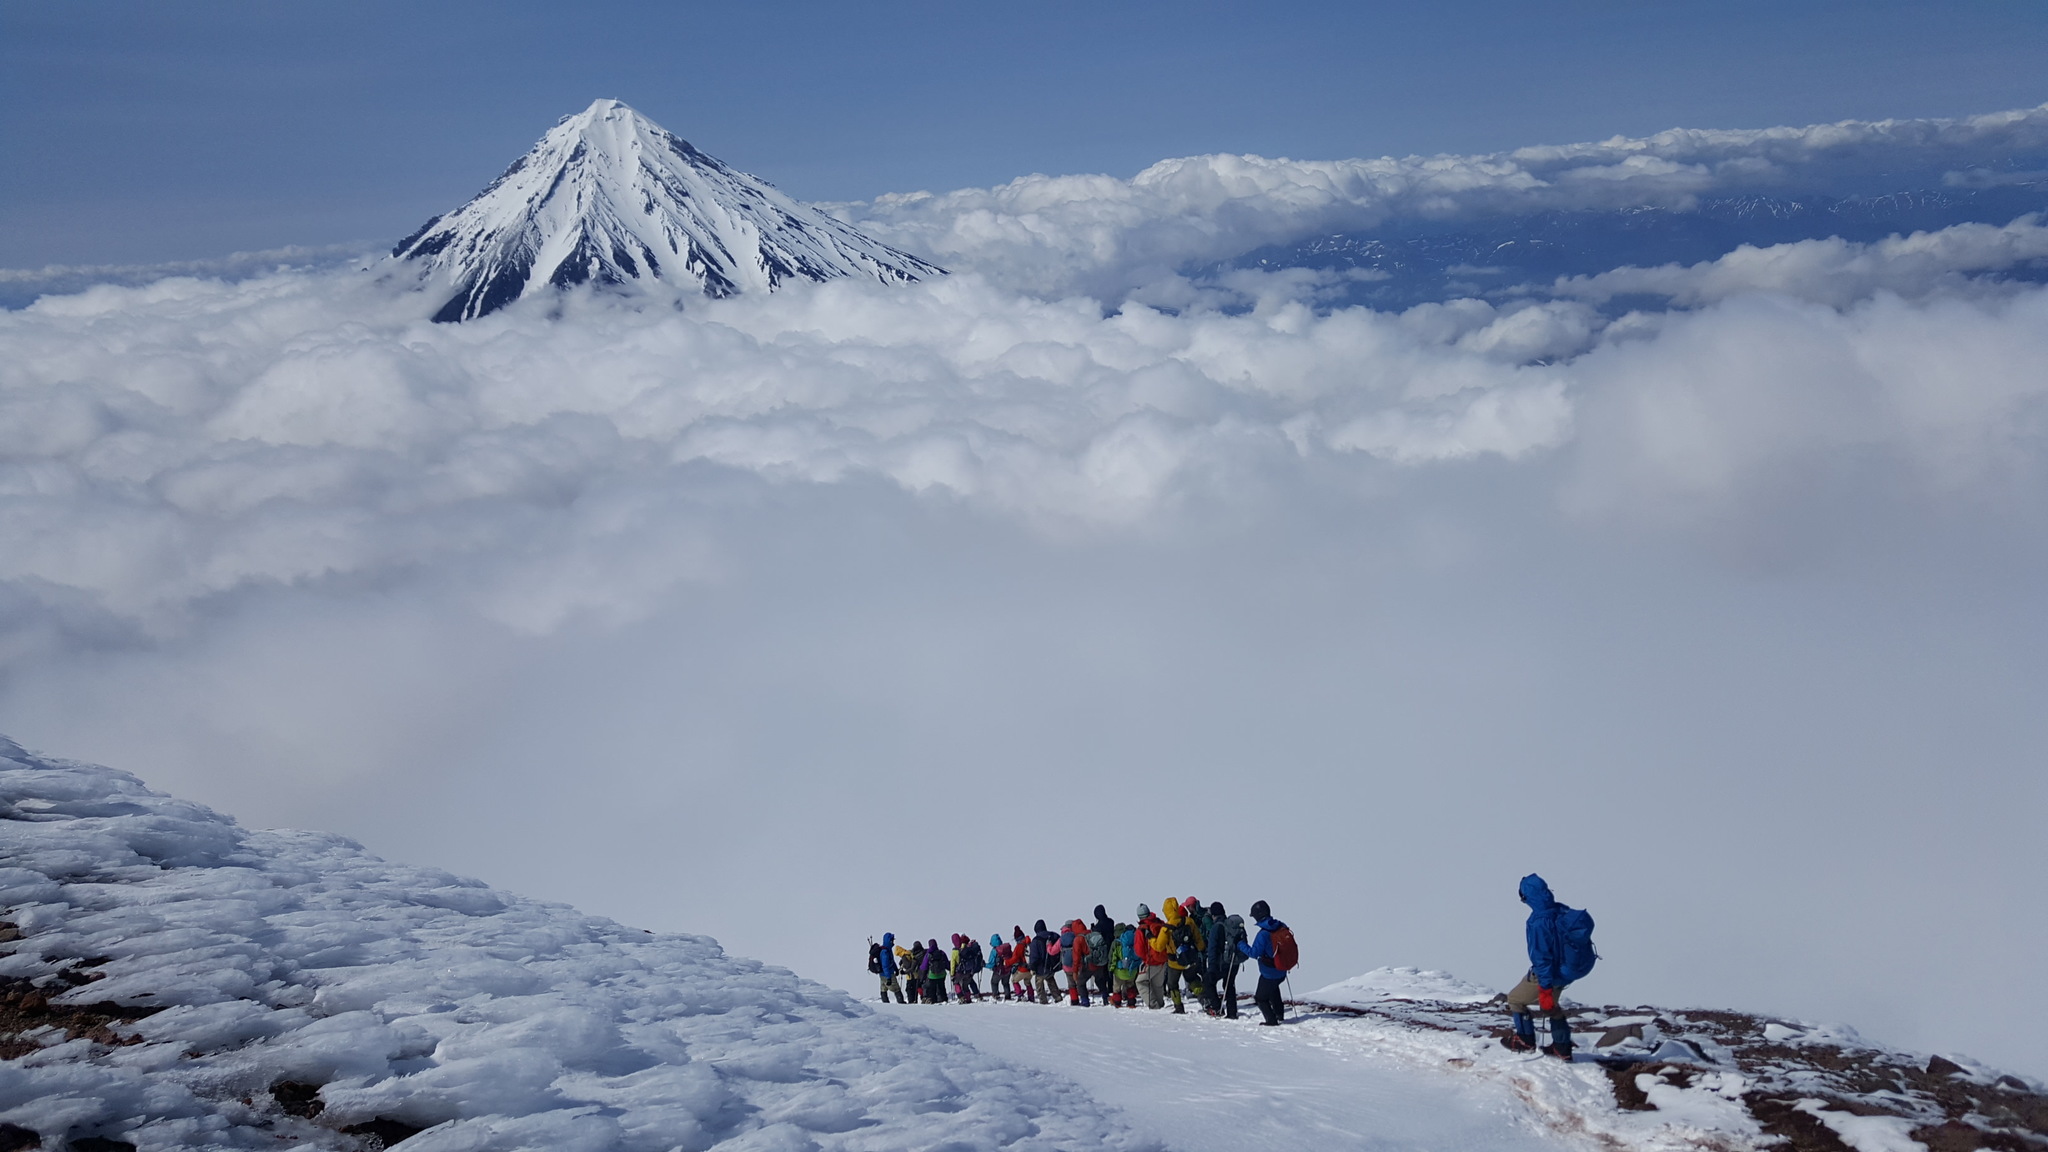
[
  {"left": 6, "top": 216, "right": 2047, "bottom": 648},
  {"left": 835, "top": 104, "right": 2048, "bottom": 298}
]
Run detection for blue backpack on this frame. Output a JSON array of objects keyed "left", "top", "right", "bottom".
[{"left": 1557, "top": 906, "right": 1598, "bottom": 983}]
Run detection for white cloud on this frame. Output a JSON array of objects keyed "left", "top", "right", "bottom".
[
  {"left": 1556, "top": 215, "right": 2048, "bottom": 308},
  {"left": 0, "top": 271, "right": 1601, "bottom": 639},
  {"left": 6, "top": 225, "right": 2048, "bottom": 645},
  {"left": 833, "top": 104, "right": 2048, "bottom": 298}
]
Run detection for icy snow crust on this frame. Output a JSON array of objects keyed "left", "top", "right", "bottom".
[
  {"left": 912, "top": 979, "right": 2046, "bottom": 1152},
  {"left": 0, "top": 736, "right": 1146, "bottom": 1151},
  {"left": 393, "top": 100, "right": 942, "bottom": 322},
  {"left": 1309, "top": 966, "right": 1499, "bottom": 1007}
]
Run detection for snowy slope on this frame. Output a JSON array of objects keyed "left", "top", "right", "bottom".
[
  {"left": 391, "top": 100, "right": 943, "bottom": 321},
  {"left": 898, "top": 980, "right": 2047, "bottom": 1152},
  {"left": 0, "top": 736, "right": 1144, "bottom": 1152}
]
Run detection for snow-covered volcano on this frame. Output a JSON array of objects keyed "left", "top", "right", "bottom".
[{"left": 392, "top": 99, "right": 943, "bottom": 322}]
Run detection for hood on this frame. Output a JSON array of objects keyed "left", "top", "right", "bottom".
[
  {"left": 1162, "top": 898, "right": 1184, "bottom": 926},
  {"left": 990, "top": 934, "right": 1003, "bottom": 950},
  {"left": 1034, "top": 919, "right": 1048, "bottom": 934},
  {"left": 882, "top": 932, "right": 894, "bottom": 948},
  {"left": 1519, "top": 873, "right": 1556, "bottom": 910},
  {"left": 1209, "top": 902, "right": 1225, "bottom": 918},
  {"left": 928, "top": 939, "right": 940, "bottom": 951},
  {"left": 1094, "top": 904, "right": 1108, "bottom": 922},
  {"left": 911, "top": 941, "right": 924, "bottom": 953}
]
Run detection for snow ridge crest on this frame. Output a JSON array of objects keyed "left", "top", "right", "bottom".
[{"left": 392, "top": 99, "right": 944, "bottom": 322}]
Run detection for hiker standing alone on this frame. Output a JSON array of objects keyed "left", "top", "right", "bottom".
[
  {"left": 1501, "top": 873, "right": 1596, "bottom": 1060},
  {"left": 1238, "top": 899, "right": 1294, "bottom": 1026}
]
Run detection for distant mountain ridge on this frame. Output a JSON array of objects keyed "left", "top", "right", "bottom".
[
  {"left": 1215, "top": 182, "right": 2048, "bottom": 310},
  {"left": 392, "top": 99, "right": 943, "bottom": 322}
]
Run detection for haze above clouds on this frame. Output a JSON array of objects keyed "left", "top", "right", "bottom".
[{"left": 2, "top": 107, "right": 2046, "bottom": 1083}]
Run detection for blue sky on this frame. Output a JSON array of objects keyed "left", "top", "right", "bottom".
[{"left": 5, "top": 0, "right": 2048, "bottom": 266}]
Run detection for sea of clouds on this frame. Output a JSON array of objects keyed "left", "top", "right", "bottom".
[{"left": 3, "top": 106, "right": 2046, "bottom": 1080}]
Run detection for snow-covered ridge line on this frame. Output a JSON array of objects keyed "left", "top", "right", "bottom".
[
  {"left": 0, "top": 735, "right": 1147, "bottom": 1152},
  {"left": 1294, "top": 969, "right": 2047, "bottom": 1152},
  {"left": 391, "top": 99, "right": 942, "bottom": 321}
]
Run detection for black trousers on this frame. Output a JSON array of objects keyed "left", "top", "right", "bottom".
[
  {"left": 1254, "top": 975, "right": 1284, "bottom": 1025},
  {"left": 1089, "top": 966, "right": 1112, "bottom": 1001},
  {"left": 1218, "top": 962, "right": 1241, "bottom": 1017}
]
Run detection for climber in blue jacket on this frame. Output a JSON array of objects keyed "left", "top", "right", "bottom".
[{"left": 1502, "top": 874, "right": 1585, "bottom": 1059}]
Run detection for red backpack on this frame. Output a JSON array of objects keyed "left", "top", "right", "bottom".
[{"left": 1268, "top": 924, "right": 1299, "bottom": 972}]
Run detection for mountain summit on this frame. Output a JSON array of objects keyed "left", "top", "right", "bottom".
[{"left": 392, "top": 99, "right": 943, "bottom": 322}]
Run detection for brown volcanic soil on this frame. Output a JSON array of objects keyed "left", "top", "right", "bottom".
[{"left": 1293, "top": 992, "right": 2046, "bottom": 1152}]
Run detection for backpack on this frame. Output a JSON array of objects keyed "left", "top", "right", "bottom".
[
  {"left": 1170, "top": 921, "right": 1198, "bottom": 965},
  {"left": 1268, "top": 924, "right": 1299, "bottom": 972},
  {"left": 963, "top": 940, "right": 984, "bottom": 975},
  {"left": 867, "top": 942, "right": 883, "bottom": 975},
  {"left": 1557, "top": 906, "right": 1598, "bottom": 983},
  {"left": 1087, "top": 930, "right": 1109, "bottom": 968}
]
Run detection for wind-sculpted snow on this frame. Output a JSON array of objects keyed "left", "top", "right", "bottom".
[
  {"left": 833, "top": 104, "right": 2048, "bottom": 299},
  {"left": 393, "top": 100, "right": 940, "bottom": 321},
  {"left": 0, "top": 736, "right": 1149, "bottom": 1151}
]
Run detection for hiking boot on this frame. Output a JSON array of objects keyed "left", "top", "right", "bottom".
[
  {"left": 1172, "top": 1004, "right": 1185, "bottom": 1015},
  {"left": 1540, "top": 1043, "right": 1573, "bottom": 1061},
  {"left": 1499, "top": 1033, "right": 1534, "bottom": 1052}
]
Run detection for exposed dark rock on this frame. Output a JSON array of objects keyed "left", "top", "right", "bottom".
[
  {"left": 270, "top": 1080, "right": 324, "bottom": 1119},
  {"left": 341, "top": 1118, "right": 427, "bottom": 1148},
  {"left": 1747, "top": 1094, "right": 1856, "bottom": 1152},
  {"left": 0, "top": 976, "right": 160, "bottom": 1059}
]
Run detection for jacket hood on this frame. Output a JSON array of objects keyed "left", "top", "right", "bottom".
[
  {"left": 1519, "top": 873, "right": 1556, "bottom": 910},
  {"left": 990, "top": 934, "right": 1002, "bottom": 950},
  {"left": 882, "top": 932, "right": 894, "bottom": 948},
  {"left": 1209, "top": 901, "right": 1225, "bottom": 918},
  {"left": 929, "top": 939, "right": 940, "bottom": 950},
  {"left": 1034, "top": 919, "right": 1047, "bottom": 933},
  {"left": 1094, "top": 904, "right": 1108, "bottom": 922},
  {"left": 1162, "top": 898, "right": 1184, "bottom": 926},
  {"left": 911, "top": 941, "right": 924, "bottom": 952}
]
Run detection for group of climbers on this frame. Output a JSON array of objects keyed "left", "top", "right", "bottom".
[
  {"left": 871, "top": 898, "right": 1298, "bottom": 1026},
  {"left": 871, "top": 932, "right": 991, "bottom": 1005},
  {"left": 871, "top": 872, "right": 1599, "bottom": 1060}
]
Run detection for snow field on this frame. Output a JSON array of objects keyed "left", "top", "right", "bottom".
[
  {"left": 887, "top": 970, "right": 1805, "bottom": 1152},
  {"left": 0, "top": 738, "right": 1150, "bottom": 1151}
]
